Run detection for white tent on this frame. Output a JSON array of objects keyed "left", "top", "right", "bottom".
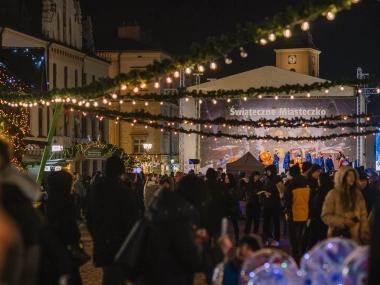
[{"left": 187, "top": 66, "right": 354, "bottom": 97}]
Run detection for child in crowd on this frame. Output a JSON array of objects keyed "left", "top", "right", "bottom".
[{"left": 212, "top": 234, "right": 263, "bottom": 285}]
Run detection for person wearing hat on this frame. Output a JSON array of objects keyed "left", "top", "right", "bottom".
[
  {"left": 325, "top": 155, "right": 334, "bottom": 174},
  {"left": 306, "top": 164, "right": 323, "bottom": 199},
  {"left": 211, "top": 234, "right": 263, "bottom": 285},
  {"left": 301, "top": 162, "right": 312, "bottom": 177},
  {"left": 284, "top": 164, "right": 311, "bottom": 264}
]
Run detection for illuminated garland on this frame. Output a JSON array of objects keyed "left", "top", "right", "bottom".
[
  {"left": 66, "top": 105, "right": 377, "bottom": 129},
  {"left": 0, "top": 106, "right": 30, "bottom": 170},
  {"left": 64, "top": 106, "right": 378, "bottom": 142},
  {"left": 1, "top": 78, "right": 375, "bottom": 105},
  {"left": 0, "top": 0, "right": 361, "bottom": 101},
  {"left": 62, "top": 141, "right": 137, "bottom": 171}
]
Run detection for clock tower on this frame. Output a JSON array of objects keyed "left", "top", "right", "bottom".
[{"left": 274, "top": 31, "right": 321, "bottom": 77}]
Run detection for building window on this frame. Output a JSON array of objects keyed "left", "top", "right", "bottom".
[
  {"left": 52, "top": 63, "right": 57, "bottom": 88},
  {"left": 75, "top": 69, "right": 78, "bottom": 87},
  {"left": 64, "top": 66, "right": 68, "bottom": 88},
  {"left": 92, "top": 75, "right": 96, "bottom": 83},
  {"left": 82, "top": 72, "right": 87, "bottom": 85},
  {"left": 133, "top": 139, "right": 146, "bottom": 154}
]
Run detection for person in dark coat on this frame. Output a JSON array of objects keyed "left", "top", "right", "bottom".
[
  {"left": 325, "top": 155, "right": 334, "bottom": 174},
  {"left": 358, "top": 172, "right": 375, "bottom": 217},
  {"left": 306, "top": 164, "right": 323, "bottom": 199},
  {"left": 262, "top": 165, "right": 285, "bottom": 246},
  {"left": 243, "top": 171, "right": 263, "bottom": 235},
  {"left": 87, "top": 156, "right": 138, "bottom": 285},
  {"left": 306, "top": 173, "right": 334, "bottom": 251},
  {"left": 136, "top": 175, "right": 232, "bottom": 285},
  {"left": 45, "top": 170, "right": 83, "bottom": 285},
  {"left": 223, "top": 173, "right": 241, "bottom": 245}
]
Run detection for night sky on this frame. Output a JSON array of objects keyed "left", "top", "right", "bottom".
[{"left": 80, "top": 0, "right": 380, "bottom": 81}]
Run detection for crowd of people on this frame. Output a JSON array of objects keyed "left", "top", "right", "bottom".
[{"left": 1, "top": 137, "right": 380, "bottom": 285}]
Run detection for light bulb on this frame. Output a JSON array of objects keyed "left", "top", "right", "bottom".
[
  {"left": 154, "top": 82, "right": 160, "bottom": 89},
  {"left": 46, "top": 102, "right": 50, "bottom": 106},
  {"left": 121, "top": 85, "right": 127, "bottom": 90},
  {"left": 72, "top": 99, "right": 77, "bottom": 104},
  {"left": 352, "top": 0, "right": 360, "bottom": 3},
  {"left": 132, "top": 100, "right": 136, "bottom": 105},
  {"left": 307, "top": 92, "right": 311, "bottom": 97},
  {"left": 325, "top": 89, "right": 329, "bottom": 93},
  {"left": 185, "top": 97, "right": 189, "bottom": 102},
  {"left": 274, "top": 95, "right": 278, "bottom": 100},
  {"left": 225, "top": 56, "right": 233, "bottom": 64},
  {"left": 33, "top": 102, "right": 38, "bottom": 106},
  {"left": 340, "top": 86, "right": 344, "bottom": 91},
  {"left": 260, "top": 39, "right": 267, "bottom": 45},
  {"left": 174, "top": 71, "right": 180, "bottom": 78},
  {"left": 140, "top": 83, "right": 147, "bottom": 89},
  {"left": 103, "top": 98, "right": 108, "bottom": 104},
  {"left": 66, "top": 98, "right": 71, "bottom": 102},
  {"left": 258, "top": 94, "right": 262, "bottom": 99},
  {"left": 133, "top": 87, "right": 139, "bottom": 93},
  {"left": 119, "top": 100, "right": 123, "bottom": 104},
  {"left": 198, "top": 65, "right": 205, "bottom": 72},
  {"left": 358, "top": 89, "right": 362, "bottom": 94},
  {"left": 284, "top": 26, "right": 292, "bottom": 38},
  {"left": 185, "top": 67, "right": 192, "bottom": 74},
  {"left": 326, "top": 12, "right": 335, "bottom": 21},
  {"left": 85, "top": 102, "right": 90, "bottom": 107},
  {"left": 94, "top": 102, "right": 98, "bottom": 107},
  {"left": 78, "top": 101, "right": 83, "bottom": 106},
  {"left": 108, "top": 102, "right": 112, "bottom": 106},
  {"left": 166, "top": 77, "right": 172, "bottom": 84},
  {"left": 210, "top": 62, "right": 217, "bottom": 70},
  {"left": 377, "top": 88, "right": 380, "bottom": 93},
  {"left": 268, "top": 32, "right": 276, "bottom": 42},
  {"left": 243, "top": 96, "right": 247, "bottom": 101},
  {"left": 199, "top": 99, "right": 202, "bottom": 104},
  {"left": 111, "top": 93, "right": 117, "bottom": 99},
  {"left": 239, "top": 47, "right": 248, "bottom": 58},
  {"left": 227, "top": 98, "right": 231, "bottom": 102},
  {"left": 213, "top": 100, "right": 217, "bottom": 104},
  {"left": 145, "top": 101, "right": 148, "bottom": 106},
  {"left": 290, "top": 95, "right": 294, "bottom": 99},
  {"left": 160, "top": 102, "right": 163, "bottom": 105},
  {"left": 301, "top": 21, "right": 310, "bottom": 31}
]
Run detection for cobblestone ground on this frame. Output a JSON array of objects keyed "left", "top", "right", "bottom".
[{"left": 79, "top": 218, "right": 290, "bottom": 285}]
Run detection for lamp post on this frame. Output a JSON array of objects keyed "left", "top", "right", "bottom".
[{"left": 143, "top": 143, "right": 153, "bottom": 173}]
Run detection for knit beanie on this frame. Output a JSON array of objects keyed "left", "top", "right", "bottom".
[
  {"left": 289, "top": 164, "right": 301, "bottom": 177},
  {"left": 309, "top": 164, "right": 322, "bottom": 175}
]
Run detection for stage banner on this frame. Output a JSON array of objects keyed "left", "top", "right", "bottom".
[{"left": 200, "top": 98, "right": 357, "bottom": 173}]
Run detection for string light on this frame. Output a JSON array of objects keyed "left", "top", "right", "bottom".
[
  {"left": 111, "top": 93, "right": 117, "bottom": 99},
  {"left": 174, "top": 71, "right": 180, "bottom": 78},
  {"left": 140, "top": 83, "right": 147, "bottom": 89},
  {"left": 301, "top": 21, "right": 310, "bottom": 31},
  {"left": 284, "top": 26, "right": 292, "bottom": 38},
  {"left": 260, "top": 39, "right": 267, "bottom": 45},
  {"left": 154, "top": 82, "right": 160, "bottom": 89},
  {"left": 268, "top": 32, "right": 276, "bottom": 42},
  {"left": 166, "top": 77, "right": 172, "bottom": 84},
  {"left": 210, "top": 62, "right": 217, "bottom": 70},
  {"left": 185, "top": 67, "right": 192, "bottom": 74},
  {"left": 326, "top": 11, "right": 335, "bottom": 20},
  {"left": 239, "top": 47, "right": 248, "bottom": 58},
  {"left": 94, "top": 102, "right": 99, "bottom": 107},
  {"left": 198, "top": 65, "right": 205, "bottom": 72},
  {"left": 224, "top": 55, "right": 233, "bottom": 64},
  {"left": 133, "top": 87, "right": 139, "bottom": 93},
  {"left": 121, "top": 85, "right": 127, "bottom": 91}
]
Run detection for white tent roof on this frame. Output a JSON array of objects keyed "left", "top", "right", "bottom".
[{"left": 187, "top": 66, "right": 354, "bottom": 97}]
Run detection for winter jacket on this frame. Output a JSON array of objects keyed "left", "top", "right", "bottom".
[
  {"left": 136, "top": 188, "right": 224, "bottom": 285},
  {"left": 243, "top": 180, "right": 263, "bottom": 206},
  {"left": 262, "top": 165, "right": 282, "bottom": 208},
  {"left": 284, "top": 175, "right": 311, "bottom": 222},
  {"left": 321, "top": 166, "right": 370, "bottom": 245},
  {"left": 87, "top": 176, "right": 138, "bottom": 267},
  {"left": 360, "top": 185, "right": 376, "bottom": 217},
  {"left": 310, "top": 184, "right": 333, "bottom": 220},
  {"left": 205, "top": 179, "right": 235, "bottom": 237}
]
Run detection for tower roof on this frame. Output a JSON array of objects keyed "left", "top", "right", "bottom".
[{"left": 280, "top": 28, "right": 318, "bottom": 50}]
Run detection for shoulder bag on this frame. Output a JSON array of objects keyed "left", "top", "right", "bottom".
[{"left": 114, "top": 218, "right": 149, "bottom": 281}]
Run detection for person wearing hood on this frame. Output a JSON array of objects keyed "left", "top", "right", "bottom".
[
  {"left": 284, "top": 164, "right": 311, "bottom": 264},
  {"left": 135, "top": 175, "right": 232, "bottom": 285},
  {"left": 321, "top": 166, "right": 370, "bottom": 245},
  {"left": 0, "top": 139, "right": 45, "bottom": 285},
  {"left": 262, "top": 165, "right": 285, "bottom": 246}
]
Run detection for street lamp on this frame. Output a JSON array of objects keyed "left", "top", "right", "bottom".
[{"left": 143, "top": 143, "right": 153, "bottom": 173}]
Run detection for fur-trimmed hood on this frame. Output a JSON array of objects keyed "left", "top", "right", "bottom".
[{"left": 334, "top": 166, "right": 358, "bottom": 191}]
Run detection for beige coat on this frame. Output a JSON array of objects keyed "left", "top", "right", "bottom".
[{"left": 321, "top": 166, "right": 370, "bottom": 244}]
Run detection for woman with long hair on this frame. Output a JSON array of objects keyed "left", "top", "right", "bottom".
[
  {"left": 321, "top": 166, "right": 369, "bottom": 244},
  {"left": 224, "top": 173, "right": 241, "bottom": 245}
]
